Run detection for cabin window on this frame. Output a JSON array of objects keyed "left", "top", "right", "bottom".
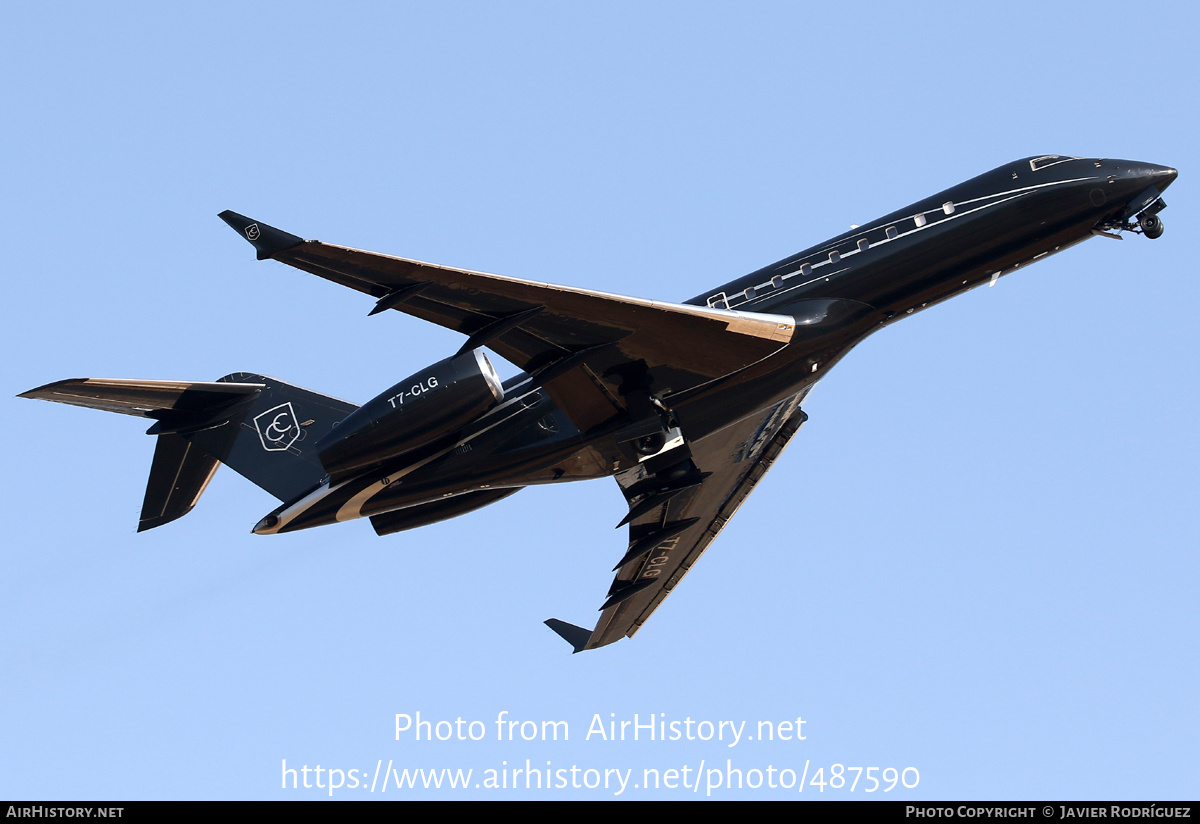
[
  {"left": 885, "top": 226, "right": 898, "bottom": 240},
  {"left": 915, "top": 213, "right": 927, "bottom": 228},
  {"left": 707, "top": 294, "right": 728, "bottom": 309},
  {"left": 800, "top": 263, "right": 813, "bottom": 276},
  {"left": 743, "top": 287, "right": 756, "bottom": 300},
  {"left": 829, "top": 251, "right": 840, "bottom": 263},
  {"left": 771, "top": 275, "right": 784, "bottom": 288},
  {"left": 942, "top": 201, "right": 955, "bottom": 215},
  {"left": 857, "top": 238, "right": 869, "bottom": 252}
]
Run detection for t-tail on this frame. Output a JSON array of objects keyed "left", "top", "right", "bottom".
[{"left": 19, "top": 374, "right": 357, "bottom": 531}]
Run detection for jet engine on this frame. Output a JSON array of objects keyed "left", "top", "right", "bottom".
[{"left": 315, "top": 349, "right": 504, "bottom": 482}]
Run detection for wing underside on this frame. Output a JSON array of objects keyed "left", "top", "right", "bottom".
[{"left": 546, "top": 391, "right": 810, "bottom": 652}]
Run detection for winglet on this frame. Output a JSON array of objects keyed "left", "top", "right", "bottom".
[
  {"left": 544, "top": 619, "right": 593, "bottom": 654},
  {"left": 218, "top": 211, "right": 305, "bottom": 260}
]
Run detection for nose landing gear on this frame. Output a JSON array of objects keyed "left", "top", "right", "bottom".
[
  {"left": 1095, "top": 197, "right": 1168, "bottom": 240},
  {"left": 1139, "top": 212, "right": 1165, "bottom": 239},
  {"left": 1134, "top": 195, "right": 1168, "bottom": 239}
]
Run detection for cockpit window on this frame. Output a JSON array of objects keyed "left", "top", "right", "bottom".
[{"left": 1029, "top": 155, "right": 1079, "bottom": 171}]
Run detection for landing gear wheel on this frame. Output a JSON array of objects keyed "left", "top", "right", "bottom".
[
  {"left": 1140, "top": 213, "right": 1165, "bottom": 239},
  {"left": 634, "top": 432, "right": 666, "bottom": 456}
]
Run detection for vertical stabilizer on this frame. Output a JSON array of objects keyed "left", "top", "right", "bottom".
[{"left": 183, "top": 373, "right": 358, "bottom": 503}]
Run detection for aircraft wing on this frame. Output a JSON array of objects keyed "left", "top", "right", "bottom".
[
  {"left": 219, "top": 212, "right": 795, "bottom": 432},
  {"left": 545, "top": 391, "right": 809, "bottom": 652}
]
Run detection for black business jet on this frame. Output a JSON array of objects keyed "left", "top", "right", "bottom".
[{"left": 21, "top": 155, "right": 1176, "bottom": 652}]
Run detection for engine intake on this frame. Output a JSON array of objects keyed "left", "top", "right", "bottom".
[{"left": 315, "top": 349, "right": 504, "bottom": 482}]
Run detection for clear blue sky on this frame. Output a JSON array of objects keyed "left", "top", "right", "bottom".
[{"left": 3, "top": 1, "right": 1197, "bottom": 800}]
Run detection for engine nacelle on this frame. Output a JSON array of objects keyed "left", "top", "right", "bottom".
[{"left": 315, "top": 349, "right": 504, "bottom": 482}]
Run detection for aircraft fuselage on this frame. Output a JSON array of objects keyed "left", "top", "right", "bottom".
[{"left": 257, "top": 156, "right": 1176, "bottom": 535}]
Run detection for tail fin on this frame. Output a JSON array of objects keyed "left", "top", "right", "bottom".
[
  {"left": 20, "top": 374, "right": 358, "bottom": 530},
  {"left": 187, "top": 372, "right": 357, "bottom": 502}
]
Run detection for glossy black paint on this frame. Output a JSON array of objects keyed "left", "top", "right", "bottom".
[
  {"left": 22, "top": 155, "right": 1177, "bottom": 651},
  {"left": 254, "top": 156, "right": 1176, "bottom": 535},
  {"left": 670, "top": 157, "right": 1178, "bottom": 435},
  {"left": 315, "top": 349, "right": 504, "bottom": 484}
]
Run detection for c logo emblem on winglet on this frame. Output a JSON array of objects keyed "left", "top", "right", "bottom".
[{"left": 245, "top": 223, "right": 261, "bottom": 241}]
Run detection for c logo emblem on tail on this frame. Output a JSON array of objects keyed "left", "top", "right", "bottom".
[{"left": 253, "top": 403, "right": 301, "bottom": 452}]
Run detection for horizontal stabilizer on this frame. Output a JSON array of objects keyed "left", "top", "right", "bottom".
[
  {"left": 19, "top": 378, "right": 263, "bottom": 418},
  {"left": 21, "top": 374, "right": 360, "bottom": 525},
  {"left": 544, "top": 619, "right": 594, "bottom": 654},
  {"left": 139, "top": 434, "right": 220, "bottom": 532}
]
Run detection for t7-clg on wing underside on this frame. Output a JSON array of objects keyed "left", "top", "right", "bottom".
[{"left": 548, "top": 392, "right": 810, "bottom": 652}]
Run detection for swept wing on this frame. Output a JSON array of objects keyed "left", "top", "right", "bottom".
[
  {"left": 218, "top": 212, "right": 795, "bottom": 432},
  {"left": 547, "top": 391, "right": 810, "bottom": 651}
]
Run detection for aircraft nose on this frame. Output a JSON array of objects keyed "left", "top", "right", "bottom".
[
  {"left": 1103, "top": 160, "right": 1178, "bottom": 203},
  {"left": 1151, "top": 164, "right": 1178, "bottom": 184},
  {"left": 1137, "top": 162, "right": 1177, "bottom": 187}
]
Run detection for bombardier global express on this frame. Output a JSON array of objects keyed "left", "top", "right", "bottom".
[{"left": 22, "top": 155, "right": 1176, "bottom": 652}]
